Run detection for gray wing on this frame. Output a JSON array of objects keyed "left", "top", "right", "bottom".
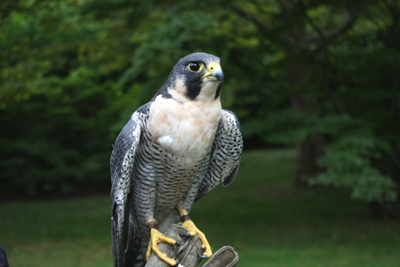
[
  {"left": 195, "top": 109, "right": 244, "bottom": 202},
  {"left": 110, "top": 111, "right": 142, "bottom": 267}
]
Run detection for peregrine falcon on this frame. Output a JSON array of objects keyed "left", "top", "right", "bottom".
[{"left": 110, "top": 52, "right": 243, "bottom": 267}]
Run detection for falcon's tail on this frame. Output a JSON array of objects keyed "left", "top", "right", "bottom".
[{"left": 111, "top": 204, "right": 143, "bottom": 267}]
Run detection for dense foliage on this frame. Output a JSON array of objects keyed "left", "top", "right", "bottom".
[{"left": 0, "top": 0, "right": 399, "bottom": 214}]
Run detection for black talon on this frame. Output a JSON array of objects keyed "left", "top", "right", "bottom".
[
  {"left": 198, "top": 253, "right": 208, "bottom": 259},
  {"left": 180, "top": 233, "right": 192, "bottom": 237},
  {"left": 173, "top": 259, "right": 179, "bottom": 266},
  {"left": 175, "top": 242, "right": 181, "bottom": 246}
]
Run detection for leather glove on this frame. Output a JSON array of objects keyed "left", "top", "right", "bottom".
[{"left": 145, "top": 224, "right": 238, "bottom": 267}]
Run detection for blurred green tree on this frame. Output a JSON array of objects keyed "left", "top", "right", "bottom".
[{"left": 0, "top": 0, "right": 398, "bottom": 217}]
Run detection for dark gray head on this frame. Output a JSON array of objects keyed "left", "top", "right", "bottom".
[{"left": 155, "top": 52, "right": 224, "bottom": 102}]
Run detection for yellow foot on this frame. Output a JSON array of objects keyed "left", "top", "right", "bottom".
[
  {"left": 146, "top": 228, "right": 177, "bottom": 266},
  {"left": 182, "top": 220, "right": 212, "bottom": 258}
]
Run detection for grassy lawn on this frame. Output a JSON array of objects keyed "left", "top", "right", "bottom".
[{"left": 1, "top": 149, "right": 399, "bottom": 266}]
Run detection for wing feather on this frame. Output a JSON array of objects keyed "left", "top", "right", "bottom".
[
  {"left": 195, "top": 109, "right": 243, "bottom": 201},
  {"left": 110, "top": 111, "right": 142, "bottom": 267}
]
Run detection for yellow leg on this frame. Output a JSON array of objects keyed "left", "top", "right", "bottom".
[
  {"left": 178, "top": 206, "right": 189, "bottom": 216},
  {"left": 178, "top": 206, "right": 213, "bottom": 258},
  {"left": 146, "top": 227, "right": 177, "bottom": 265}
]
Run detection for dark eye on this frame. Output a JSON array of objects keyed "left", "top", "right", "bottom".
[
  {"left": 190, "top": 62, "right": 200, "bottom": 71},
  {"left": 187, "top": 62, "right": 203, "bottom": 73}
]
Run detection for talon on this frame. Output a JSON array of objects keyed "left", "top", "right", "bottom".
[
  {"left": 198, "top": 253, "right": 208, "bottom": 259},
  {"left": 180, "top": 233, "right": 192, "bottom": 237},
  {"left": 203, "top": 251, "right": 212, "bottom": 258}
]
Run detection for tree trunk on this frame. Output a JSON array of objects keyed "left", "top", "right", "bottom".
[
  {"left": 278, "top": 0, "right": 325, "bottom": 186},
  {"left": 288, "top": 66, "right": 325, "bottom": 186},
  {"left": 294, "top": 134, "right": 325, "bottom": 186}
]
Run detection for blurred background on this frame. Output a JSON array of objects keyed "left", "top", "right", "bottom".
[{"left": 1, "top": 0, "right": 400, "bottom": 266}]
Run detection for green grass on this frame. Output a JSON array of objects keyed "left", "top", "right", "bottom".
[{"left": 1, "top": 149, "right": 400, "bottom": 266}]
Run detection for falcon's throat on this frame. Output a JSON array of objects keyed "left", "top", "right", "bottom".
[
  {"left": 147, "top": 77, "right": 222, "bottom": 158},
  {"left": 195, "top": 78, "right": 222, "bottom": 102}
]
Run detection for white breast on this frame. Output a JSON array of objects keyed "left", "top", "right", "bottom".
[{"left": 148, "top": 95, "right": 221, "bottom": 158}]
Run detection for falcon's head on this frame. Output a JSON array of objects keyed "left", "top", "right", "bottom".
[{"left": 158, "top": 52, "right": 224, "bottom": 103}]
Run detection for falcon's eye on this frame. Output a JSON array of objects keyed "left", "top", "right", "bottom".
[{"left": 187, "top": 62, "right": 203, "bottom": 73}]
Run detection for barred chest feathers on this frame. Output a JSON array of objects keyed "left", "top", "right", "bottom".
[{"left": 147, "top": 94, "right": 221, "bottom": 158}]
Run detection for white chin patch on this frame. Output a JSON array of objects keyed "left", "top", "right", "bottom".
[{"left": 197, "top": 80, "right": 219, "bottom": 102}]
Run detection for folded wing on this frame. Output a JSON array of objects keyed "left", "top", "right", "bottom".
[
  {"left": 110, "top": 112, "right": 142, "bottom": 267},
  {"left": 195, "top": 109, "right": 243, "bottom": 202}
]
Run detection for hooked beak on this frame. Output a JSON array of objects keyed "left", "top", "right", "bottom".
[{"left": 201, "top": 62, "right": 224, "bottom": 83}]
